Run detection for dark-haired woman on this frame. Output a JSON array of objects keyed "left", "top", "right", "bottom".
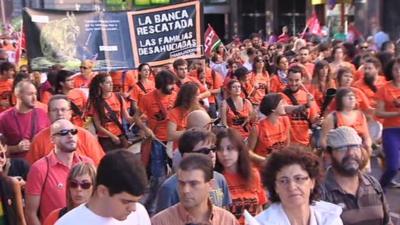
[
  {"left": 247, "top": 93, "right": 291, "bottom": 166},
  {"left": 220, "top": 79, "right": 254, "bottom": 138},
  {"left": 89, "top": 72, "right": 153, "bottom": 152},
  {"left": 248, "top": 56, "right": 270, "bottom": 106},
  {"left": 321, "top": 87, "right": 372, "bottom": 154},
  {"left": 167, "top": 82, "right": 203, "bottom": 143},
  {"left": 255, "top": 147, "right": 343, "bottom": 225},
  {"left": 270, "top": 55, "right": 289, "bottom": 93},
  {"left": 308, "top": 60, "right": 335, "bottom": 110},
  {"left": 215, "top": 128, "right": 266, "bottom": 225},
  {"left": 131, "top": 63, "right": 155, "bottom": 104},
  {"left": 55, "top": 70, "right": 88, "bottom": 127}
]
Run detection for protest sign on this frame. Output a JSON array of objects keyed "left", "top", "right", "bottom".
[{"left": 127, "top": 0, "right": 202, "bottom": 66}]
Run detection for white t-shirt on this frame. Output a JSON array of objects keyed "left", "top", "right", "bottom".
[{"left": 55, "top": 203, "right": 151, "bottom": 225}]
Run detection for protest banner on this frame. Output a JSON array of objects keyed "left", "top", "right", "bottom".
[
  {"left": 23, "top": 0, "right": 203, "bottom": 71},
  {"left": 127, "top": 0, "right": 202, "bottom": 66}
]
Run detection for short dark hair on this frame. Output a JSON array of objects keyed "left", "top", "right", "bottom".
[
  {"left": 0, "top": 61, "right": 15, "bottom": 74},
  {"left": 287, "top": 64, "right": 304, "bottom": 78},
  {"left": 179, "top": 128, "right": 216, "bottom": 156},
  {"left": 48, "top": 94, "right": 72, "bottom": 112},
  {"left": 96, "top": 150, "right": 148, "bottom": 196},
  {"left": 173, "top": 58, "right": 187, "bottom": 70},
  {"left": 179, "top": 153, "right": 214, "bottom": 182},
  {"left": 335, "top": 87, "right": 354, "bottom": 111},
  {"left": 262, "top": 146, "right": 322, "bottom": 203},
  {"left": 155, "top": 70, "right": 175, "bottom": 90},
  {"left": 259, "top": 93, "right": 283, "bottom": 116},
  {"left": 336, "top": 66, "right": 352, "bottom": 86},
  {"left": 55, "top": 70, "right": 74, "bottom": 93}
]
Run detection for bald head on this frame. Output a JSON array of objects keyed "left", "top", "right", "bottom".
[
  {"left": 51, "top": 119, "right": 74, "bottom": 135},
  {"left": 186, "top": 110, "right": 211, "bottom": 129}
]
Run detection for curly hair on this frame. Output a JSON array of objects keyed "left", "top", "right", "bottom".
[
  {"left": 88, "top": 72, "right": 109, "bottom": 125},
  {"left": 262, "top": 146, "right": 322, "bottom": 204}
]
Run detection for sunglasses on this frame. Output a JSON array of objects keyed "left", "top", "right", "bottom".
[
  {"left": 53, "top": 129, "right": 78, "bottom": 136},
  {"left": 69, "top": 180, "right": 92, "bottom": 189},
  {"left": 195, "top": 146, "right": 216, "bottom": 155}
]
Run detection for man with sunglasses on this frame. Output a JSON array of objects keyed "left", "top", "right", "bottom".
[
  {"left": 320, "top": 126, "right": 392, "bottom": 225},
  {"left": 155, "top": 128, "right": 231, "bottom": 214},
  {"left": 25, "top": 119, "right": 93, "bottom": 225},
  {"left": 72, "top": 60, "right": 96, "bottom": 97},
  {"left": 26, "top": 95, "right": 104, "bottom": 166}
]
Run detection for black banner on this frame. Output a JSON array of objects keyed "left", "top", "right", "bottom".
[{"left": 22, "top": 1, "right": 202, "bottom": 71}]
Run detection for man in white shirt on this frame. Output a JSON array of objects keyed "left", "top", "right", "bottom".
[{"left": 55, "top": 150, "right": 151, "bottom": 225}]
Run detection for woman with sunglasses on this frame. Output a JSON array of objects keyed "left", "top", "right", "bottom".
[
  {"left": 89, "top": 72, "right": 153, "bottom": 152},
  {"left": 255, "top": 147, "right": 343, "bottom": 225},
  {"left": 215, "top": 128, "right": 266, "bottom": 225},
  {"left": 220, "top": 79, "right": 254, "bottom": 138},
  {"left": 248, "top": 56, "right": 270, "bottom": 106},
  {"left": 247, "top": 93, "right": 291, "bottom": 167},
  {"left": 43, "top": 162, "right": 96, "bottom": 225}
]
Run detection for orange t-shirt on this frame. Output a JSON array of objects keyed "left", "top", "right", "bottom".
[
  {"left": 254, "top": 116, "right": 291, "bottom": 157},
  {"left": 139, "top": 90, "right": 175, "bottom": 141},
  {"left": 269, "top": 74, "right": 286, "bottom": 93},
  {"left": 334, "top": 110, "right": 369, "bottom": 140},
  {"left": 303, "top": 62, "right": 315, "bottom": 81},
  {"left": 27, "top": 126, "right": 104, "bottom": 165},
  {"left": 73, "top": 73, "right": 94, "bottom": 88},
  {"left": 91, "top": 93, "right": 126, "bottom": 137},
  {"left": 168, "top": 107, "right": 190, "bottom": 132},
  {"left": 204, "top": 68, "right": 223, "bottom": 104},
  {"left": 175, "top": 76, "right": 207, "bottom": 94},
  {"left": 131, "top": 80, "right": 155, "bottom": 103},
  {"left": 329, "top": 87, "right": 372, "bottom": 113},
  {"left": 248, "top": 72, "right": 270, "bottom": 105},
  {"left": 223, "top": 169, "right": 267, "bottom": 225},
  {"left": 281, "top": 89, "right": 320, "bottom": 146},
  {"left": 110, "top": 70, "right": 136, "bottom": 94},
  {"left": 67, "top": 88, "right": 88, "bottom": 127},
  {"left": 353, "top": 76, "right": 386, "bottom": 108},
  {"left": 43, "top": 208, "right": 62, "bottom": 225},
  {"left": 0, "top": 79, "right": 13, "bottom": 112},
  {"left": 225, "top": 98, "right": 252, "bottom": 137},
  {"left": 375, "top": 82, "right": 400, "bottom": 128},
  {"left": 40, "top": 91, "right": 53, "bottom": 105}
]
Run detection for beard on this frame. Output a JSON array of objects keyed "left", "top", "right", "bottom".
[
  {"left": 331, "top": 155, "right": 361, "bottom": 177},
  {"left": 363, "top": 74, "right": 377, "bottom": 92}
]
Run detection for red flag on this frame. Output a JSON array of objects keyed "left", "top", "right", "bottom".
[
  {"left": 305, "top": 12, "right": 322, "bottom": 36},
  {"left": 204, "top": 24, "right": 222, "bottom": 57}
]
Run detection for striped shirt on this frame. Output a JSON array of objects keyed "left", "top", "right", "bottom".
[
  {"left": 151, "top": 202, "right": 239, "bottom": 225},
  {"left": 320, "top": 168, "right": 392, "bottom": 225}
]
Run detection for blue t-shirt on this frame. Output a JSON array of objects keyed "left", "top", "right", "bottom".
[{"left": 155, "top": 171, "right": 232, "bottom": 213}]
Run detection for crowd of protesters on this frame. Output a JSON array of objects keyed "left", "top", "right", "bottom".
[{"left": 0, "top": 28, "right": 398, "bottom": 225}]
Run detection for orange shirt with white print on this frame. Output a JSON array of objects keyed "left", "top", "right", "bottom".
[
  {"left": 139, "top": 90, "right": 175, "bottom": 141},
  {"left": 375, "top": 81, "right": 400, "bottom": 128},
  {"left": 223, "top": 168, "right": 267, "bottom": 225},
  {"left": 248, "top": 72, "right": 269, "bottom": 105},
  {"left": 254, "top": 116, "right": 291, "bottom": 157},
  {"left": 281, "top": 89, "right": 320, "bottom": 146},
  {"left": 269, "top": 74, "right": 286, "bottom": 93}
]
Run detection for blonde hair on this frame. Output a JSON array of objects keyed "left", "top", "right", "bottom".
[{"left": 66, "top": 162, "right": 96, "bottom": 210}]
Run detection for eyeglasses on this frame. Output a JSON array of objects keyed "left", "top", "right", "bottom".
[
  {"left": 333, "top": 145, "right": 361, "bottom": 152},
  {"left": 0, "top": 152, "right": 6, "bottom": 158},
  {"left": 50, "top": 108, "right": 71, "bottom": 113},
  {"left": 276, "top": 175, "right": 310, "bottom": 187},
  {"left": 53, "top": 129, "right": 78, "bottom": 136},
  {"left": 195, "top": 146, "right": 216, "bottom": 155},
  {"left": 69, "top": 180, "right": 92, "bottom": 189}
]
